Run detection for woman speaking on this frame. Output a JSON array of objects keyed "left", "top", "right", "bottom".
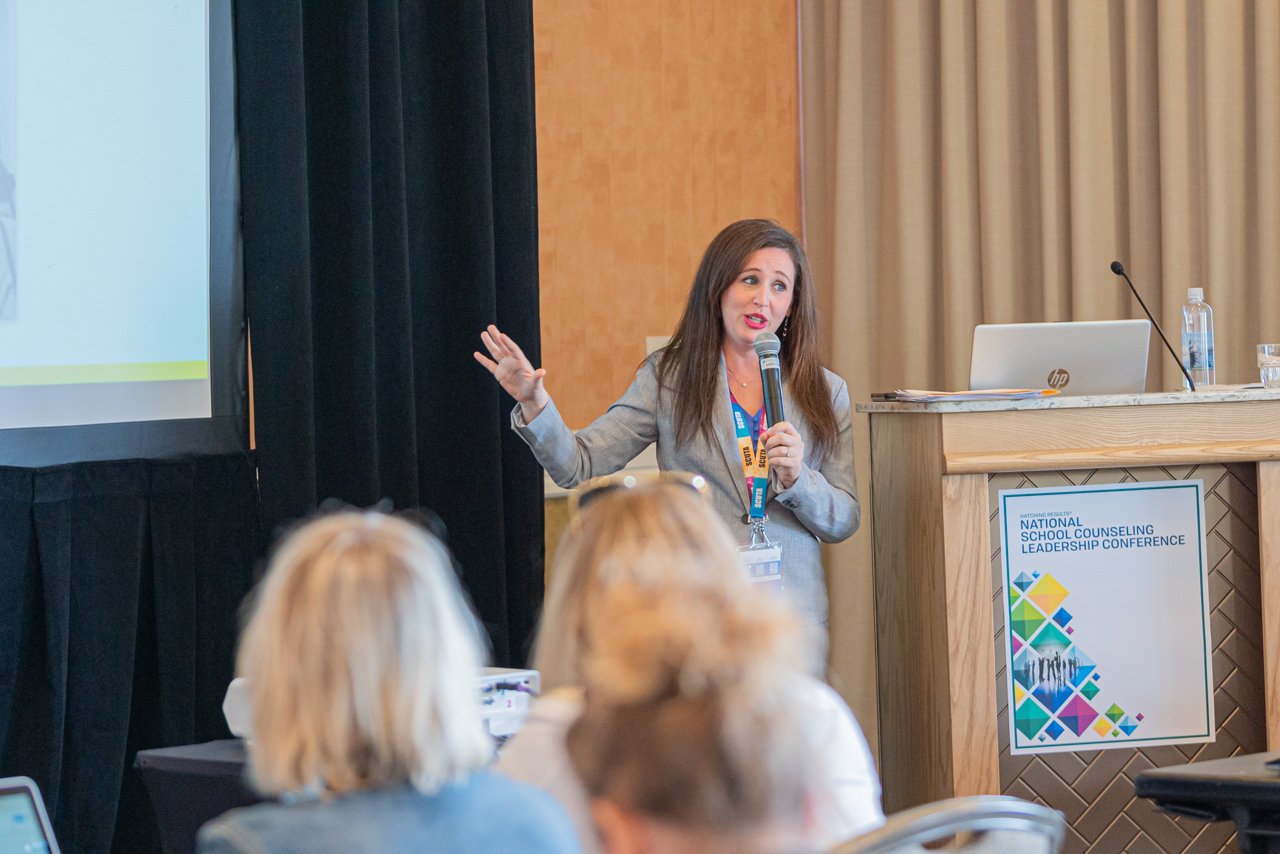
[{"left": 475, "top": 219, "right": 858, "bottom": 651}]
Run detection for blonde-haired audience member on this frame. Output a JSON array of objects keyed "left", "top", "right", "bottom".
[
  {"left": 496, "top": 482, "right": 882, "bottom": 852},
  {"left": 197, "top": 512, "right": 579, "bottom": 854}
]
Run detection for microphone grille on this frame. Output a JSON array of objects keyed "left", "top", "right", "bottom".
[{"left": 753, "top": 331, "right": 781, "bottom": 357}]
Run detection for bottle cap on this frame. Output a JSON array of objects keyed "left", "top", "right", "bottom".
[{"left": 1187, "top": 287, "right": 1204, "bottom": 301}]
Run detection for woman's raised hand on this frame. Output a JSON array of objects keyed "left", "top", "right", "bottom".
[{"left": 474, "top": 324, "right": 550, "bottom": 423}]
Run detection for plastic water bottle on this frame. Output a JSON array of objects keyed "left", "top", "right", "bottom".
[{"left": 1180, "top": 288, "right": 1215, "bottom": 390}]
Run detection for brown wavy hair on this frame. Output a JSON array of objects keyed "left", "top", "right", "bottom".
[{"left": 655, "top": 219, "right": 837, "bottom": 465}]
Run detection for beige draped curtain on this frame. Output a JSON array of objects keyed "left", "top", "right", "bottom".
[{"left": 802, "top": 0, "right": 1280, "bottom": 756}]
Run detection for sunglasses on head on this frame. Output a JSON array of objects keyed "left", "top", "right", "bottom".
[{"left": 573, "top": 470, "right": 710, "bottom": 513}]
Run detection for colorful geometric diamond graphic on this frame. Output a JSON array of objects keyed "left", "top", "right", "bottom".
[
  {"left": 1031, "top": 675, "right": 1075, "bottom": 715},
  {"left": 1011, "top": 649, "right": 1040, "bottom": 691},
  {"left": 1056, "top": 694, "right": 1100, "bottom": 736},
  {"left": 1009, "top": 599, "right": 1047, "bottom": 644},
  {"left": 1064, "top": 649, "right": 1095, "bottom": 688},
  {"left": 1014, "top": 697, "right": 1051, "bottom": 739},
  {"left": 1004, "top": 569, "right": 1143, "bottom": 750},
  {"left": 1028, "top": 621, "right": 1071, "bottom": 657},
  {"left": 1027, "top": 574, "right": 1068, "bottom": 616}
]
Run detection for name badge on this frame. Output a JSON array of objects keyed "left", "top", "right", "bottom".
[{"left": 738, "top": 542, "right": 783, "bottom": 596}]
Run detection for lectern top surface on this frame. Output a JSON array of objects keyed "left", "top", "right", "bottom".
[{"left": 856, "top": 387, "right": 1280, "bottom": 415}]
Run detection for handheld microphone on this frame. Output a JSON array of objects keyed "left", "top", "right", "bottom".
[
  {"left": 1109, "top": 261, "right": 1196, "bottom": 392},
  {"left": 753, "top": 331, "right": 786, "bottom": 426}
]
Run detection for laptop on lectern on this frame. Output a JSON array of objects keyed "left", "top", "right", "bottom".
[
  {"left": 969, "top": 320, "right": 1151, "bottom": 396},
  {"left": 0, "top": 776, "right": 60, "bottom": 853}
]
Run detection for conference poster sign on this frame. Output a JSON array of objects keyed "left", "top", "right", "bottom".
[{"left": 999, "top": 480, "right": 1214, "bottom": 755}]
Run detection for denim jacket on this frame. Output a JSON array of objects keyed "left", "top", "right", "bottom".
[{"left": 197, "top": 771, "right": 580, "bottom": 853}]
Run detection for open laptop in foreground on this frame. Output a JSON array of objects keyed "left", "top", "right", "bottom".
[
  {"left": 970, "top": 320, "right": 1151, "bottom": 396},
  {"left": 0, "top": 776, "right": 60, "bottom": 853}
]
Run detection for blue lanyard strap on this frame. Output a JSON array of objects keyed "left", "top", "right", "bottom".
[{"left": 732, "top": 401, "right": 768, "bottom": 519}]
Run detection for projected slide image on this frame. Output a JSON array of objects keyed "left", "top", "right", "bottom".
[
  {"left": 1, "top": 0, "right": 14, "bottom": 320},
  {"left": 0, "top": 2, "right": 212, "bottom": 430}
]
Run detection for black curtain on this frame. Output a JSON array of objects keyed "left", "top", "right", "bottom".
[
  {"left": 0, "top": 454, "right": 259, "bottom": 853},
  {"left": 234, "top": 1, "right": 544, "bottom": 665}
]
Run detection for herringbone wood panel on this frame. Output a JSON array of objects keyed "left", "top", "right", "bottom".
[{"left": 990, "top": 464, "right": 1263, "bottom": 853}]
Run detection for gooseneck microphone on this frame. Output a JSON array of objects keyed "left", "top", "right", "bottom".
[
  {"left": 1110, "top": 261, "right": 1196, "bottom": 392},
  {"left": 753, "top": 331, "right": 786, "bottom": 426}
]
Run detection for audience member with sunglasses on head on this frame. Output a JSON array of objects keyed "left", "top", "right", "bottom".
[{"left": 497, "top": 480, "right": 882, "bottom": 853}]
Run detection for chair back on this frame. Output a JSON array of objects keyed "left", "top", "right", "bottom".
[{"left": 831, "top": 795, "right": 1065, "bottom": 854}]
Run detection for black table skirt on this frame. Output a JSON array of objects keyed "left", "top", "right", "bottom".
[{"left": 0, "top": 454, "right": 260, "bottom": 853}]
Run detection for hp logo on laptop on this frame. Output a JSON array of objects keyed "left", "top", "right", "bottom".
[{"left": 1047, "top": 368, "right": 1070, "bottom": 389}]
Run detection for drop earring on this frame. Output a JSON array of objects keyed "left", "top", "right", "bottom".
[{"left": 780, "top": 316, "right": 790, "bottom": 339}]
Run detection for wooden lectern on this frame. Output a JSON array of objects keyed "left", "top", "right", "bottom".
[{"left": 857, "top": 390, "right": 1280, "bottom": 818}]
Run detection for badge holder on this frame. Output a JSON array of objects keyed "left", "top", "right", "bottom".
[
  {"left": 731, "top": 399, "right": 781, "bottom": 593},
  {"left": 739, "top": 516, "right": 783, "bottom": 596}
]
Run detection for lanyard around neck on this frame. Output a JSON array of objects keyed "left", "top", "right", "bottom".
[{"left": 731, "top": 401, "right": 769, "bottom": 520}]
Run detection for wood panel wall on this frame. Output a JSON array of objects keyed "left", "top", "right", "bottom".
[{"left": 533, "top": 0, "right": 802, "bottom": 428}]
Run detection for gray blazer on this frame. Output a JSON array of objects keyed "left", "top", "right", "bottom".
[{"left": 514, "top": 353, "right": 860, "bottom": 629}]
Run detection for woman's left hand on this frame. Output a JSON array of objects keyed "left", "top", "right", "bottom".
[{"left": 761, "top": 421, "right": 804, "bottom": 490}]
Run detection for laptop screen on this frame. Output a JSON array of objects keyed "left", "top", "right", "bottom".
[
  {"left": 0, "top": 780, "right": 56, "bottom": 853},
  {"left": 969, "top": 320, "right": 1151, "bottom": 396}
]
